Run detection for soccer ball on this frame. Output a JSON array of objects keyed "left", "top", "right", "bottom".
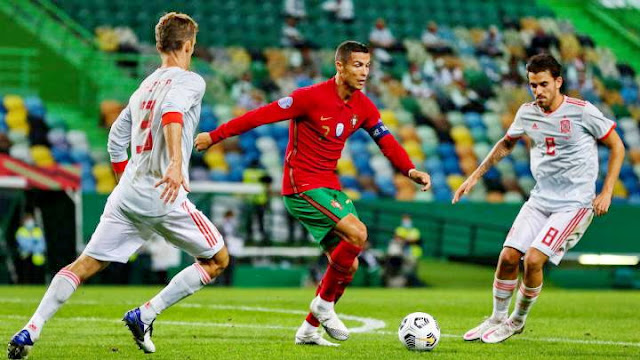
[{"left": 397, "top": 312, "right": 440, "bottom": 351}]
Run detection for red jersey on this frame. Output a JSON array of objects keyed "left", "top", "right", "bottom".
[{"left": 208, "top": 78, "right": 415, "bottom": 195}]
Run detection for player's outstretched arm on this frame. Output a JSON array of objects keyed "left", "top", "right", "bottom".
[
  {"left": 195, "top": 93, "right": 309, "bottom": 151},
  {"left": 452, "top": 135, "right": 518, "bottom": 204},
  {"left": 155, "top": 116, "right": 190, "bottom": 204},
  {"left": 593, "top": 130, "right": 625, "bottom": 216}
]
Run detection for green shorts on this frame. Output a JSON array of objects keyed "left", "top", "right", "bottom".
[{"left": 283, "top": 188, "right": 358, "bottom": 251}]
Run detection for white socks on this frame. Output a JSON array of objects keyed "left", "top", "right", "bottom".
[
  {"left": 491, "top": 277, "right": 518, "bottom": 321},
  {"left": 139, "top": 263, "right": 213, "bottom": 324},
  {"left": 510, "top": 283, "right": 542, "bottom": 327},
  {"left": 25, "top": 268, "right": 81, "bottom": 341},
  {"left": 297, "top": 320, "right": 319, "bottom": 335}
]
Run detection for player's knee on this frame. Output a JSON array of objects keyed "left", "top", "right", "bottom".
[
  {"left": 68, "top": 255, "right": 108, "bottom": 281},
  {"left": 498, "top": 248, "right": 521, "bottom": 271},
  {"left": 350, "top": 221, "right": 368, "bottom": 247},
  {"left": 523, "top": 251, "right": 546, "bottom": 272}
]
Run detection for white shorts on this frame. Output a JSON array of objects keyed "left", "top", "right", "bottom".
[
  {"left": 503, "top": 202, "right": 594, "bottom": 265},
  {"left": 83, "top": 196, "right": 225, "bottom": 263}
]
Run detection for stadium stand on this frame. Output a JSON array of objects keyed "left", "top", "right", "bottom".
[{"left": 0, "top": 0, "right": 638, "bottom": 205}]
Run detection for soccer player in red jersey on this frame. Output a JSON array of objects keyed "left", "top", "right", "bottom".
[{"left": 195, "top": 41, "right": 431, "bottom": 346}]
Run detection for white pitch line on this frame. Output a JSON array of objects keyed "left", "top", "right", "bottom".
[
  {"left": 1, "top": 299, "right": 638, "bottom": 348},
  {"left": 0, "top": 298, "right": 385, "bottom": 334}
]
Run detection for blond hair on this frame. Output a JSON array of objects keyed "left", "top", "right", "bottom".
[{"left": 155, "top": 12, "right": 198, "bottom": 53}]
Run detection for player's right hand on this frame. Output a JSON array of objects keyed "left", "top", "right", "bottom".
[
  {"left": 194, "top": 132, "right": 214, "bottom": 151},
  {"left": 452, "top": 176, "right": 478, "bottom": 204},
  {"left": 155, "top": 161, "right": 190, "bottom": 204}
]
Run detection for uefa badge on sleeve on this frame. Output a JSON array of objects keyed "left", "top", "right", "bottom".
[{"left": 278, "top": 96, "right": 293, "bottom": 109}]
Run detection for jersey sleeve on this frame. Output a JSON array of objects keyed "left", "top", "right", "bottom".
[
  {"left": 160, "top": 73, "right": 206, "bottom": 116},
  {"left": 107, "top": 104, "right": 132, "bottom": 167},
  {"left": 362, "top": 104, "right": 415, "bottom": 176},
  {"left": 505, "top": 105, "right": 526, "bottom": 139},
  {"left": 208, "top": 88, "right": 311, "bottom": 143},
  {"left": 582, "top": 102, "right": 617, "bottom": 140}
]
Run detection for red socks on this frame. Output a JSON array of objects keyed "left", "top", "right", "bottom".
[{"left": 318, "top": 241, "right": 361, "bottom": 302}]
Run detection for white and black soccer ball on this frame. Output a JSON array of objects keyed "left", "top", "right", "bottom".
[{"left": 398, "top": 312, "right": 440, "bottom": 351}]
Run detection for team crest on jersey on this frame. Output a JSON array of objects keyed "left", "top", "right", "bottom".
[
  {"left": 560, "top": 118, "right": 571, "bottom": 134},
  {"left": 277, "top": 96, "right": 293, "bottom": 109},
  {"left": 336, "top": 123, "right": 345, "bottom": 137},
  {"left": 330, "top": 199, "right": 343, "bottom": 210},
  {"left": 350, "top": 114, "right": 358, "bottom": 128}
]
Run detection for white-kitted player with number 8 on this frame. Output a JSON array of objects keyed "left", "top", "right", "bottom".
[
  {"left": 452, "top": 54, "right": 625, "bottom": 344},
  {"left": 8, "top": 12, "right": 229, "bottom": 359}
]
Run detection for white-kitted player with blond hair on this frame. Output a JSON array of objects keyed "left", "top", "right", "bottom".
[{"left": 8, "top": 12, "right": 229, "bottom": 359}]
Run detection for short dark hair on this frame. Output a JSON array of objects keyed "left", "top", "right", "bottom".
[
  {"left": 526, "top": 53, "right": 562, "bottom": 78},
  {"left": 335, "top": 41, "right": 369, "bottom": 63}
]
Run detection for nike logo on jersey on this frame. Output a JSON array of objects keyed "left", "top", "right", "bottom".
[{"left": 320, "top": 116, "right": 332, "bottom": 121}]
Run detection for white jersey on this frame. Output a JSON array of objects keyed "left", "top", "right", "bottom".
[
  {"left": 506, "top": 96, "right": 616, "bottom": 212},
  {"left": 108, "top": 67, "right": 206, "bottom": 216}
]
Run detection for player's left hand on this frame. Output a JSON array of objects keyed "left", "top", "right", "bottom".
[
  {"left": 593, "top": 191, "right": 612, "bottom": 216},
  {"left": 155, "top": 162, "right": 190, "bottom": 204},
  {"left": 195, "top": 132, "right": 214, "bottom": 151},
  {"left": 409, "top": 169, "right": 431, "bottom": 191}
]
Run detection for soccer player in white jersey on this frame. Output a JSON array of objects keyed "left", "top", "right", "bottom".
[
  {"left": 452, "top": 54, "right": 625, "bottom": 344},
  {"left": 8, "top": 13, "right": 229, "bottom": 359}
]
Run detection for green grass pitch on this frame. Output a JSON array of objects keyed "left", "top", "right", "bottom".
[{"left": 1, "top": 284, "right": 638, "bottom": 360}]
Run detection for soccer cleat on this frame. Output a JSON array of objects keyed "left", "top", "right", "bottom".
[
  {"left": 309, "top": 296, "right": 349, "bottom": 341},
  {"left": 294, "top": 325, "right": 339, "bottom": 347},
  {"left": 481, "top": 320, "right": 524, "bottom": 344},
  {"left": 463, "top": 317, "right": 504, "bottom": 341},
  {"left": 7, "top": 330, "right": 34, "bottom": 359},
  {"left": 122, "top": 308, "right": 156, "bottom": 353}
]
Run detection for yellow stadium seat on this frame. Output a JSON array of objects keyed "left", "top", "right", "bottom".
[
  {"left": 343, "top": 189, "right": 361, "bottom": 201},
  {"left": 3, "top": 95, "right": 25, "bottom": 111},
  {"left": 337, "top": 158, "right": 357, "bottom": 176},
  {"left": 446, "top": 175, "right": 465, "bottom": 191},
  {"left": 613, "top": 179, "right": 628, "bottom": 198},
  {"left": 403, "top": 140, "right": 424, "bottom": 162},
  {"left": 92, "top": 163, "right": 114, "bottom": 181},
  {"left": 96, "top": 179, "right": 117, "bottom": 194},
  {"left": 380, "top": 109, "right": 398, "bottom": 129},
  {"left": 5, "top": 110, "right": 28, "bottom": 129},
  {"left": 204, "top": 149, "right": 229, "bottom": 171},
  {"left": 31, "top": 145, "right": 55, "bottom": 167}
]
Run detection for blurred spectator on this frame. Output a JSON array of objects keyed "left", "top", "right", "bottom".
[
  {"left": 421, "top": 21, "right": 452, "bottom": 55},
  {"left": 15, "top": 213, "right": 46, "bottom": 284},
  {"left": 477, "top": 25, "right": 504, "bottom": 57},
  {"left": 358, "top": 242, "right": 380, "bottom": 286},
  {"left": 220, "top": 209, "right": 243, "bottom": 286},
  {"left": 402, "top": 63, "right": 434, "bottom": 98},
  {"left": 321, "top": 0, "right": 354, "bottom": 23},
  {"left": 369, "top": 18, "right": 402, "bottom": 63},
  {"left": 281, "top": 17, "right": 307, "bottom": 48},
  {"left": 0, "top": 133, "right": 11, "bottom": 154},
  {"left": 243, "top": 167, "right": 273, "bottom": 245},
  {"left": 527, "top": 28, "right": 558, "bottom": 57},
  {"left": 283, "top": 0, "right": 306, "bottom": 19},
  {"left": 383, "top": 215, "right": 424, "bottom": 287}
]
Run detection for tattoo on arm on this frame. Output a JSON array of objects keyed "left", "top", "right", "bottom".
[{"left": 473, "top": 137, "right": 517, "bottom": 178}]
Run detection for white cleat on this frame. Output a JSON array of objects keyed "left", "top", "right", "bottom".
[
  {"left": 309, "top": 296, "right": 349, "bottom": 341},
  {"left": 463, "top": 317, "right": 504, "bottom": 341},
  {"left": 294, "top": 330, "right": 339, "bottom": 347},
  {"left": 481, "top": 320, "right": 524, "bottom": 344}
]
